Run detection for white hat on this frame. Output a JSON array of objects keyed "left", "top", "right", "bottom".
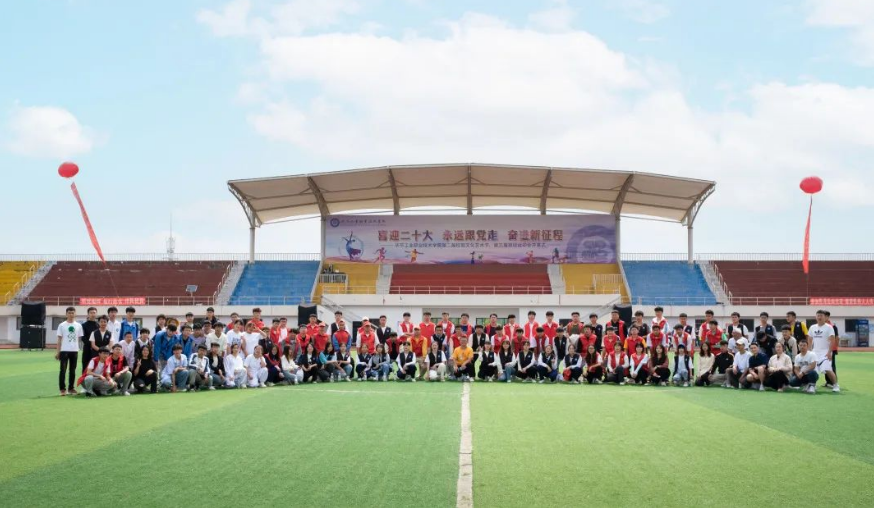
[
  {"left": 731, "top": 328, "right": 743, "bottom": 335},
  {"left": 736, "top": 338, "right": 748, "bottom": 347}
]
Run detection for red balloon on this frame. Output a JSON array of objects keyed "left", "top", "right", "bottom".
[
  {"left": 800, "top": 176, "right": 823, "bottom": 194},
  {"left": 58, "top": 162, "right": 79, "bottom": 179}
]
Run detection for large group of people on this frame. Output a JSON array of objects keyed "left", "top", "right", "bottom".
[{"left": 55, "top": 305, "right": 841, "bottom": 397}]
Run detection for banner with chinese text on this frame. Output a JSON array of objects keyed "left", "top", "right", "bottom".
[{"left": 325, "top": 215, "right": 616, "bottom": 264}]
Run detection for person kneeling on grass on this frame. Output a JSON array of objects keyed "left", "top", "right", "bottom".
[
  {"left": 162, "top": 344, "right": 190, "bottom": 393},
  {"left": 744, "top": 342, "right": 769, "bottom": 391},
  {"left": 78, "top": 347, "right": 112, "bottom": 397},
  {"left": 133, "top": 345, "right": 158, "bottom": 394},
  {"left": 427, "top": 340, "right": 448, "bottom": 382},
  {"left": 370, "top": 343, "right": 392, "bottom": 381},
  {"left": 335, "top": 343, "right": 353, "bottom": 381},
  {"left": 245, "top": 345, "right": 269, "bottom": 388},
  {"left": 224, "top": 344, "right": 248, "bottom": 388},
  {"left": 396, "top": 342, "right": 417, "bottom": 382},
  {"left": 497, "top": 340, "right": 517, "bottom": 383},
  {"left": 627, "top": 342, "right": 649, "bottom": 385},
  {"left": 108, "top": 344, "right": 132, "bottom": 395},
  {"left": 789, "top": 339, "right": 819, "bottom": 394},
  {"left": 694, "top": 342, "right": 714, "bottom": 386},
  {"left": 766, "top": 342, "right": 793, "bottom": 392},
  {"left": 536, "top": 343, "right": 558, "bottom": 383},
  {"left": 207, "top": 342, "right": 226, "bottom": 389},
  {"left": 562, "top": 344, "right": 583, "bottom": 384},
  {"left": 280, "top": 345, "right": 303, "bottom": 385},
  {"left": 452, "top": 336, "right": 475, "bottom": 382},
  {"left": 727, "top": 339, "right": 752, "bottom": 389},
  {"left": 648, "top": 344, "right": 670, "bottom": 386},
  {"left": 515, "top": 342, "right": 537, "bottom": 383},
  {"left": 603, "top": 342, "right": 626, "bottom": 385},
  {"left": 264, "top": 344, "right": 283, "bottom": 386},
  {"left": 477, "top": 342, "right": 500, "bottom": 382},
  {"left": 583, "top": 344, "right": 603, "bottom": 384},
  {"left": 672, "top": 344, "right": 693, "bottom": 387},
  {"left": 319, "top": 343, "right": 339, "bottom": 382},
  {"left": 356, "top": 344, "right": 372, "bottom": 381},
  {"left": 188, "top": 344, "right": 213, "bottom": 391}
]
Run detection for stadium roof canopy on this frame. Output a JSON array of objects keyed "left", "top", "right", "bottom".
[{"left": 229, "top": 163, "right": 716, "bottom": 228}]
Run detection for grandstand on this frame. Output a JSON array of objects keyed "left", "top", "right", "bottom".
[
  {"left": 560, "top": 263, "right": 628, "bottom": 299},
  {"left": 623, "top": 261, "right": 717, "bottom": 305},
  {"left": 0, "top": 261, "right": 40, "bottom": 305},
  {"left": 389, "top": 264, "right": 551, "bottom": 294},
  {"left": 230, "top": 260, "right": 320, "bottom": 305}
]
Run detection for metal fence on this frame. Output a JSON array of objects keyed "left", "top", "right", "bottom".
[
  {"left": 621, "top": 253, "right": 874, "bottom": 262},
  {"left": 0, "top": 253, "right": 321, "bottom": 262}
]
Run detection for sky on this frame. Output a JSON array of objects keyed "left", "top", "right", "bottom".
[{"left": 1, "top": 0, "right": 873, "bottom": 256}]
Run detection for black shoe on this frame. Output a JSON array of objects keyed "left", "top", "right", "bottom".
[{"left": 85, "top": 392, "right": 94, "bottom": 397}]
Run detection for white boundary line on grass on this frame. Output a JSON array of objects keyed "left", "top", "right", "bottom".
[{"left": 457, "top": 382, "right": 473, "bottom": 508}]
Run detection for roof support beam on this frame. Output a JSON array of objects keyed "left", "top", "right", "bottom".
[
  {"left": 387, "top": 168, "right": 400, "bottom": 215},
  {"left": 467, "top": 164, "right": 473, "bottom": 215},
  {"left": 539, "top": 169, "right": 553, "bottom": 215},
  {"left": 228, "top": 183, "right": 261, "bottom": 228},
  {"left": 681, "top": 183, "right": 716, "bottom": 226},
  {"left": 612, "top": 173, "right": 635, "bottom": 217},
  {"left": 306, "top": 177, "right": 330, "bottom": 217}
]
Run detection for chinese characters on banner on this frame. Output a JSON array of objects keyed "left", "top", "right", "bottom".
[
  {"left": 325, "top": 215, "right": 616, "bottom": 264},
  {"left": 78, "top": 297, "right": 147, "bottom": 306}
]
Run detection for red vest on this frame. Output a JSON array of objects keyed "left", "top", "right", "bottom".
[
  {"left": 605, "top": 352, "right": 626, "bottom": 369},
  {"left": 541, "top": 321, "right": 558, "bottom": 339},
  {"left": 523, "top": 321, "right": 540, "bottom": 340},
  {"left": 358, "top": 331, "right": 375, "bottom": 352}
]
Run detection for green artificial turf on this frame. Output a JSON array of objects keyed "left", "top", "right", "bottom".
[{"left": 2, "top": 351, "right": 873, "bottom": 507}]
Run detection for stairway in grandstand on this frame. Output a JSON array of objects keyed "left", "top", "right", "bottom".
[
  {"left": 314, "top": 262, "right": 380, "bottom": 302},
  {"left": 559, "top": 264, "right": 628, "bottom": 300},
  {"left": 714, "top": 260, "right": 874, "bottom": 305},
  {"left": 28, "top": 261, "right": 230, "bottom": 305},
  {"left": 622, "top": 261, "right": 717, "bottom": 305},
  {"left": 389, "top": 264, "right": 552, "bottom": 294},
  {"left": 0, "top": 261, "right": 42, "bottom": 305},
  {"left": 229, "top": 261, "right": 321, "bottom": 305}
]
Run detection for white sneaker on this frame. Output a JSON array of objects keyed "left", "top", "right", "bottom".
[
  {"left": 832, "top": 384, "right": 841, "bottom": 393},
  {"left": 506, "top": 379, "right": 511, "bottom": 383},
  {"left": 208, "top": 386, "right": 216, "bottom": 391},
  {"left": 594, "top": 379, "right": 602, "bottom": 385},
  {"left": 683, "top": 382, "right": 689, "bottom": 387},
  {"left": 411, "top": 378, "right": 416, "bottom": 382},
  {"left": 759, "top": 385, "right": 765, "bottom": 392},
  {"left": 346, "top": 377, "right": 351, "bottom": 382},
  {"left": 259, "top": 383, "right": 267, "bottom": 388},
  {"left": 123, "top": 391, "right": 131, "bottom": 396},
  {"left": 806, "top": 384, "right": 816, "bottom": 394},
  {"left": 620, "top": 381, "right": 626, "bottom": 386},
  {"left": 538, "top": 379, "right": 545, "bottom": 384}
]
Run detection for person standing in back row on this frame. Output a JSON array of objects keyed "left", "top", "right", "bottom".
[{"left": 56, "top": 306, "right": 84, "bottom": 396}]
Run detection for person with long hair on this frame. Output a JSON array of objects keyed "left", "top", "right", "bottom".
[
  {"left": 396, "top": 342, "right": 417, "bottom": 382},
  {"left": 319, "top": 342, "right": 339, "bottom": 382},
  {"left": 536, "top": 343, "right": 558, "bottom": 384},
  {"left": 132, "top": 344, "right": 158, "bottom": 394},
  {"left": 583, "top": 344, "right": 603, "bottom": 384},
  {"left": 426, "top": 339, "right": 448, "bottom": 382},
  {"left": 515, "top": 341, "right": 536, "bottom": 383},
  {"left": 298, "top": 342, "right": 321, "bottom": 384},
  {"left": 672, "top": 344, "right": 693, "bottom": 387},
  {"left": 648, "top": 343, "right": 670, "bottom": 386},
  {"left": 280, "top": 344, "right": 302, "bottom": 385},
  {"left": 562, "top": 344, "right": 583, "bottom": 383},
  {"left": 477, "top": 341, "right": 500, "bottom": 382},
  {"left": 335, "top": 342, "right": 353, "bottom": 381},
  {"left": 264, "top": 343, "right": 283, "bottom": 386},
  {"left": 766, "top": 341, "right": 793, "bottom": 392},
  {"left": 497, "top": 339, "right": 517, "bottom": 383},
  {"left": 603, "top": 342, "right": 627, "bottom": 385},
  {"left": 224, "top": 343, "right": 247, "bottom": 388},
  {"left": 694, "top": 341, "right": 715, "bottom": 386},
  {"left": 627, "top": 342, "right": 649, "bottom": 385},
  {"left": 370, "top": 343, "right": 392, "bottom": 381},
  {"left": 356, "top": 343, "right": 373, "bottom": 381}
]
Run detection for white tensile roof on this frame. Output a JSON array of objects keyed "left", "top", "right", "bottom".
[{"left": 228, "top": 163, "right": 716, "bottom": 227}]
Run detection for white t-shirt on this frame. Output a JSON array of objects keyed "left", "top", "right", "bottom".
[
  {"left": 244, "top": 354, "right": 264, "bottom": 374},
  {"left": 794, "top": 351, "right": 818, "bottom": 373},
  {"left": 242, "top": 332, "right": 262, "bottom": 356},
  {"left": 108, "top": 319, "right": 122, "bottom": 345},
  {"left": 226, "top": 330, "right": 243, "bottom": 350},
  {"left": 57, "top": 321, "right": 84, "bottom": 352},
  {"left": 808, "top": 323, "right": 834, "bottom": 359}
]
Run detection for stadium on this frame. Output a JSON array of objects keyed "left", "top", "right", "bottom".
[{"left": 2, "top": 163, "right": 872, "bottom": 507}]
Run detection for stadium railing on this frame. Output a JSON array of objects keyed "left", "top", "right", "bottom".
[
  {"left": 321, "top": 285, "right": 621, "bottom": 295},
  {"left": 0, "top": 253, "right": 322, "bottom": 262}
]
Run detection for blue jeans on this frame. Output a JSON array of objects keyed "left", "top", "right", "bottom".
[
  {"left": 499, "top": 366, "right": 515, "bottom": 381},
  {"left": 376, "top": 364, "right": 391, "bottom": 378},
  {"left": 162, "top": 370, "right": 189, "bottom": 390},
  {"left": 789, "top": 371, "right": 819, "bottom": 387},
  {"left": 673, "top": 371, "right": 690, "bottom": 383}
]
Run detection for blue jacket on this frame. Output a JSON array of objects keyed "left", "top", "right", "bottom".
[
  {"left": 120, "top": 320, "right": 139, "bottom": 343},
  {"left": 180, "top": 336, "right": 195, "bottom": 358},
  {"left": 154, "top": 331, "right": 180, "bottom": 361}
]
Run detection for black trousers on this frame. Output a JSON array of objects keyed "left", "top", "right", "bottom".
[
  {"left": 585, "top": 366, "right": 603, "bottom": 384},
  {"left": 515, "top": 367, "right": 535, "bottom": 379},
  {"left": 478, "top": 364, "right": 497, "bottom": 380},
  {"left": 133, "top": 373, "right": 158, "bottom": 393},
  {"left": 397, "top": 365, "right": 416, "bottom": 380},
  {"left": 766, "top": 371, "right": 789, "bottom": 390},
  {"left": 302, "top": 368, "right": 319, "bottom": 383},
  {"left": 695, "top": 372, "right": 711, "bottom": 387},
  {"left": 59, "top": 351, "right": 78, "bottom": 391},
  {"left": 605, "top": 366, "right": 625, "bottom": 384},
  {"left": 565, "top": 366, "right": 582, "bottom": 381},
  {"left": 81, "top": 348, "right": 93, "bottom": 372},
  {"left": 455, "top": 363, "right": 475, "bottom": 378},
  {"left": 650, "top": 367, "right": 670, "bottom": 383}
]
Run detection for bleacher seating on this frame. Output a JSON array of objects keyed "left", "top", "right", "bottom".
[
  {"left": 315, "top": 263, "right": 379, "bottom": 302},
  {"left": 29, "top": 261, "right": 230, "bottom": 305},
  {"left": 622, "top": 261, "right": 717, "bottom": 305},
  {"left": 230, "top": 261, "right": 320, "bottom": 305},
  {"left": 560, "top": 264, "right": 628, "bottom": 300},
  {"left": 0, "top": 262, "right": 41, "bottom": 304},
  {"left": 715, "top": 261, "right": 874, "bottom": 305},
  {"left": 389, "top": 264, "right": 551, "bottom": 294}
]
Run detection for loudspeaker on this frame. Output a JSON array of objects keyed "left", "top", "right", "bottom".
[
  {"left": 298, "top": 305, "right": 318, "bottom": 327},
  {"left": 20, "top": 301, "right": 46, "bottom": 327},
  {"left": 20, "top": 327, "right": 46, "bottom": 349},
  {"left": 613, "top": 304, "right": 633, "bottom": 326}
]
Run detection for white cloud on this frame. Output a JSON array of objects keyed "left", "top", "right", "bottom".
[
  {"left": 614, "top": 0, "right": 670, "bottom": 24},
  {"left": 806, "top": 0, "right": 874, "bottom": 65},
  {"left": 5, "top": 105, "right": 97, "bottom": 158},
  {"left": 528, "top": 0, "right": 576, "bottom": 32},
  {"left": 196, "top": 0, "right": 258, "bottom": 37},
  {"left": 197, "top": 0, "right": 359, "bottom": 38}
]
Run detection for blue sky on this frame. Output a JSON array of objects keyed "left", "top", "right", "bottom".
[{"left": 1, "top": 0, "right": 873, "bottom": 255}]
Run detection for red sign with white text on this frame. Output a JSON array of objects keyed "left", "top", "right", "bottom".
[
  {"left": 809, "top": 297, "right": 874, "bottom": 306},
  {"left": 78, "top": 297, "right": 146, "bottom": 306}
]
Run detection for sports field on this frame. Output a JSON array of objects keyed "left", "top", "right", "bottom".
[{"left": 2, "top": 350, "right": 873, "bottom": 507}]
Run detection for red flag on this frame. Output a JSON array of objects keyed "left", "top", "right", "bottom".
[
  {"left": 802, "top": 196, "right": 812, "bottom": 274},
  {"left": 70, "top": 182, "right": 106, "bottom": 264}
]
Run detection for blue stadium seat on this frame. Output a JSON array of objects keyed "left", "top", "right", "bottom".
[
  {"left": 622, "top": 261, "right": 717, "bottom": 306},
  {"left": 229, "top": 261, "right": 320, "bottom": 305}
]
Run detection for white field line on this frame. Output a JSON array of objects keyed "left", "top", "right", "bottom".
[{"left": 457, "top": 382, "right": 473, "bottom": 508}]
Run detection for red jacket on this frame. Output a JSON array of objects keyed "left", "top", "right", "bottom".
[
  {"left": 419, "top": 322, "right": 436, "bottom": 340},
  {"left": 541, "top": 321, "right": 558, "bottom": 340}
]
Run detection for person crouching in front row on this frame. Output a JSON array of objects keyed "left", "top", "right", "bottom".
[
  {"left": 280, "top": 344, "right": 303, "bottom": 385},
  {"left": 396, "top": 342, "right": 417, "bottom": 381},
  {"left": 161, "top": 344, "right": 189, "bottom": 393},
  {"left": 672, "top": 344, "right": 693, "bottom": 387},
  {"left": 133, "top": 345, "right": 158, "bottom": 394},
  {"left": 648, "top": 344, "right": 670, "bottom": 386},
  {"left": 224, "top": 343, "right": 247, "bottom": 388},
  {"left": 627, "top": 342, "right": 649, "bottom": 385},
  {"left": 603, "top": 342, "right": 626, "bottom": 385},
  {"left": 562, "top": 344, "right": 583, "bottom": 383},
  {"left": 583, "top": 344, "right": 603, "bottom": 384},
  {"left": 477, "top": 341, "right": 500, "bottom": 382},
  {"left": 244, "top": 344, "right": 269, "bottom": 388},
  {"left": 536, "top": 343, "right": 558, "bottom": 383},
  {"left": 370, "top": 343, "right": 392, "bottom": 381},
  {"left": 766, "top": 341, "right": 793, "bottom": 392},
  {"left": 356, "top": 344, "right": 373, "bottom": 381},
  {"left": 515, "top": 342, "right": 536, "bottom": 382},
  {"left": 427, "top": 340, "right": 448, "bottom": 382},
  {"left": 298, "top": 342, "right": 321, "bottom": 384},
  {"left": 497, "top": 340, "right": 517, "bottom": 383}
]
